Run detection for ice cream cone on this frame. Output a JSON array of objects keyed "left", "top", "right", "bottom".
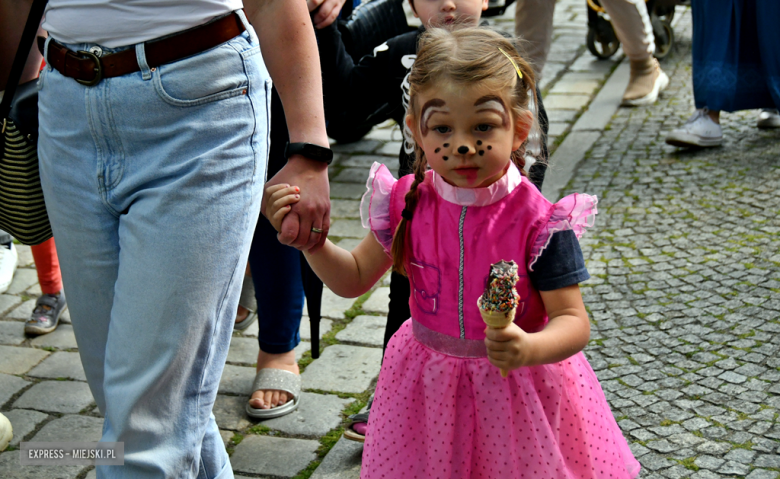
[{"left": 479, "top": 307, "right": 516, "bottom": 329}]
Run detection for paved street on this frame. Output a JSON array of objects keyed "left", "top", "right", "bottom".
[{"left": 1, "top": 3, "right": 778, "bottom": 478}]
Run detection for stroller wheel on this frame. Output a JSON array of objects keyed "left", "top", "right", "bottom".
[
  {"left": 653, "top": 21, "right": 674, "bottom": 59},
  {"left": 587, "top": 27, "right": 620, "bottom": 59}
]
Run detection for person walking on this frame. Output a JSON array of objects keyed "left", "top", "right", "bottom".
[
  {"left": 36, "top": 1, "right": 332, "bottom": 477},
  {"left": 515, "top": 0, "right": 668, "bottom": 106},
  {"left": 666, "top": 0, "right": 780, "bottom": 147}
]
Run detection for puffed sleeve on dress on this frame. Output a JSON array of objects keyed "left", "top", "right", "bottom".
[
  {"left": 360, "top": 162, "right": 398, "bottom": 256},
  {"left": 528, "top": 192, "right": 598, "bottom": 273}
]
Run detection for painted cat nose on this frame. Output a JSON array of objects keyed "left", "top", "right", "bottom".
[{"left": 457, "top": 146, "right": 469, "bottom": 154}]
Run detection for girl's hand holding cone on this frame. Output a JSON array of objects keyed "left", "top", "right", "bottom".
[{"left": 484, "top": 322, "right": 534, "bottom": 375}]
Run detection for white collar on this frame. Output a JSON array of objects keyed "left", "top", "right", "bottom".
[{"left": 432, "top": 162, "right": 523, "bottom": 207}]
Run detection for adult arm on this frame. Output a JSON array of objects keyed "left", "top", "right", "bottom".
[
  {"left": 0, "top": 0, "right": 47, "bottom": 89},
  {"left": 244, "top": 0, "right": 331, "bottom": 252}
]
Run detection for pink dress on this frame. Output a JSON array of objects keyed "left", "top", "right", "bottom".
[{"left": 359, "top": 162, "right": 640, "bottom": 479}]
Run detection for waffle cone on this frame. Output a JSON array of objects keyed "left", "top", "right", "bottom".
[{"left": 479, "top": 307, "right": 516, "bottom": 329}]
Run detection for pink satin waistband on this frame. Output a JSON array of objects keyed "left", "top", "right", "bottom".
[{"left": 412, "top": 319, "right": 487, "bottom": 358}]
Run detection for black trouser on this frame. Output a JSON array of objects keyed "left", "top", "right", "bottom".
[{"left": 382, "top": 86, "right": 550, "bottom": 354}]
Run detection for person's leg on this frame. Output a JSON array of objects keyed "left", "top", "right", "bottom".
[
  {"left": 513, "top": 0, "right": 556, "bottom": 77},
  {"left": 247, "top": 86, "right": 305, "bottom": 410},
  {"left": 755, "top": 0, "right": 780, "bottom": 117},
  {"left": 38, "top": 20, "right": 268, "bottom": 478},
  {"left": 25, "top": 238, "right": 67, "bottom": 335},
  {"left": 599, "top": 0, "right": 668, "bottom": 106}
]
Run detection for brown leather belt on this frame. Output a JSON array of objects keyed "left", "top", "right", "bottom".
[{"left": 45, "top": 12, "right": 246, "bottom": 86}]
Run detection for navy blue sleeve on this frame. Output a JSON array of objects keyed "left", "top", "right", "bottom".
[{"left": 528, "top": 230, "right": 590, "bottom": 291}]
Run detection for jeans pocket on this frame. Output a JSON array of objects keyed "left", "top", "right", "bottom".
[
  {"left": 152, "top": 41, "right": 249, "bottom": 107},
  {"left": 409, "top": 259, "right": 440, "bottom": 314}
]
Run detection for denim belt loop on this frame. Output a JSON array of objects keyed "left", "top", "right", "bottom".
[
  {"left": 135, "top": 43, "right": 152, "bottom": 81},
  {"left": 43, "top": 37, "right": 53, "bottom": 70},
  {"left": 235, "top": 10, "right": 258, "bottom": 45}
]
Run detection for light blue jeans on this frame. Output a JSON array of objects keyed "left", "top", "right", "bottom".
[{"left": 37, "top": 12, "right": 269, "bottom": 478}]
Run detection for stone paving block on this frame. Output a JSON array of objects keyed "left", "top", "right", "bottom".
[
  {"left": 331, "top": 168, "right": 371, "bottom": 184},
  {"left": 213, "top": 394, "right": 252, "bottom": 431},
  {"left": 3, "top": 408, "right": 48, "bottom": 446},
  {"left": 361, "top": 287, "right": 390, "bottom": 314},
  {"left": 15, "top": 381, "right": 95, "bottom": 414},
  {"left": 6, "top": 298, "right": 36, "bottom": 320},
  {"left": 230, "top": 435, "right": 319, "bottom": 478},
  {"left": 320, "top": 288, "right": 356, "bottom": 319},
  {"left": 260, "top": 392, "right": 352, "bottom": 437},
  {"left": 29, "top": 324, "right": 78, "bottom": 350},
  {"left": 330, "top": 182, "right": 369, "bottom": 200},
  {"left": 0, "top": 449, "right": 85, "bottom": 478},
  {"left": 220, "top": 429, "right": 233, "bottom": 447},
  {"left": 548, "top": 122, "right": 569, "bottom": 137},
  {"left": 16, "top": 244, "right": 33, "bottom": 267},
  {"left": 331, "top": 199, "right": 361, "bottom": 218},
  {"left": 6, "top": 268, "right": 39, "bottom": 294},
  {"left": 31, "top": 414, "right": 103, "bottom": 442},
  {"left": 549, "top": 79, "right": 601, "bottom": 95},
  {"left": 746, "top": 470, "right": 780, "bottom": 479},
  {"left": 28, "top": 351, "right": 86, "bottom": 381},
  {"left": 542, "top": 94, "right": 591, "bottom": 110},
  {"left": 335, "top": 315, "right": 385, "bottom": 347},
  {"left": 27, "top": 283, "right": 42, "bottom": 295},
  {"left": 0, "top": 320, "right": 25, "bottom": 345},
  {"left": 329, "top": 219, "right": 366, "bottom": 239},
  {"left": 375, "top": 141, "right": 403, "bottom": 156},
  {"left": 218, "top": 364, "right": 256, "bottom": 395},
  {"left": 0, "top": 372, "right": 30, "bottom": 406},
  {"left": 546, "top": 109, "right": 579, "bottom": 123},
  {"left": 294, "top": 341, "right": 312, "bottom": 361},
  {"left": 227, "top": 337, "right": 259, "bottom": 365},
  {"left": 301, "top": 345, "right": 382, "bottom": 394},
  {"left": 300, "top": 317, "right": 333, "bottom": 340},
  {"left": 0, "top": 344, "right": 49, "bottom": 374},
  {"left": 0, "top": 294, "right": 22, "bottom": 316},
  {"left": 311, "top": 436, "right": 363, "bottom": 479},
  {"left": 331, "top": 140, "right": 380, "bottom": 154}
]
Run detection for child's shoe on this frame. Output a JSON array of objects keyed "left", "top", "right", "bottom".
[
  {"left": 0, "top": 242, "right": 17, "bottom": 294},
  {"left": 25, "top": 290, "right": 67, "bottom": 336},
  {"left": 0, "top": 413, "right": 12, "bottom": 451},
  {"left": 757, "top": 108, "right": 780, "bottom": 129},
  {"left": 666, "top": 108, "right": 723, "bottom": 147},
  {"left": 621, "top": 57, "right": 669, "bottom": 107}
]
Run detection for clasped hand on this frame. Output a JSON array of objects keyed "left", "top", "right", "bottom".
[{"left": 484, "top": 323, "right": 535, "bottom": 373}]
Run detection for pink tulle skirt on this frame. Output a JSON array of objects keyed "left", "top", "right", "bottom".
[{"left": 361, "top": 320, "right": 641, "bottom": 479}]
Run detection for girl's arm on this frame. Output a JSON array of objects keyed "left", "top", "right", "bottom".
[
  {"left": 485, "top": 285, "right": 590, "bottom": 370},
  {"left": 303, "top": 234, "right": 393, "bottom": 298},
  {"left": 265, "top": 184, "right": 393, "bottom": 298}
]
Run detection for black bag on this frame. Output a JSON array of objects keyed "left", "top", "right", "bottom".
[
  {"left": 338, "top": 0, "right": 413, "bottom": 62},
  {"left": 0, "top": 0, "right": 52, "bottom": 245}
]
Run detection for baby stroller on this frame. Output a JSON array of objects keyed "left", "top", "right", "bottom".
[{"left": 586, "top": 0, "right": 687, "bottom": 60}]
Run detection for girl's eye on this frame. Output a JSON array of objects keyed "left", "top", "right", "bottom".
[
  {"left": 433, "top": 126, "right": 450, "bottom": 134},
  {"left": 476, "top": 124, "right": 492, "bottom": 132}
]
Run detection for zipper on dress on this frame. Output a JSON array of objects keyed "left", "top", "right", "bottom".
[{"left": 458, "top": 206, "right": 467, "bottom": 339}]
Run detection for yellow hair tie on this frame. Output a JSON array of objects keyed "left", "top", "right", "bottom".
[{"left": 498, "top": 47, "right": 523, "bottom": 80}]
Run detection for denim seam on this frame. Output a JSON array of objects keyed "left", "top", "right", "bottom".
[
  {"left": 84, "top": 87, "right": 121, "bottom": 218},
  {"left": 102, "top": 78, "right": 126, "bottom": 191}
]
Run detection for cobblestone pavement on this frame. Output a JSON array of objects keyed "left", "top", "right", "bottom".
[{"left": 1, "top": 3, "right": 778, "bottom": 479}]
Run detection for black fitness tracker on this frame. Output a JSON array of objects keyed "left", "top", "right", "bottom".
[{"left": 284, "top": 142, "right": 334, "bottom": 165}]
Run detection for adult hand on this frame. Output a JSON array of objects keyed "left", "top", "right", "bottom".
[
  {"left": 308, "top": 0, "right": 348, "bottom": 29},
  {"left": 263, "top": 155, "right": 330, "bottom": 252}
]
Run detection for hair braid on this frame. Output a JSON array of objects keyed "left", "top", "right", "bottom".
[{"left": 390, "top": 152, "right": 428, "bottom": 275}]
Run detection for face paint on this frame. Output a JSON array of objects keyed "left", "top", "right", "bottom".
[
  {"left": 474, "top": 95, "right": 509, "bottom": 127},
  {"left": 443, "top": 143, "right": 449, "bottom": 147},
  {"left": 457, "top": 146, "right": 469, "bottom": 154},
  {"left": 435, "top": 147, "right": 441, "bottom": 153},
  {"left": 442, "top": 156, "right": 449, "bottom": 161},
  {"left": 476, "top": 140, "right": 482, "bottom": 146},
  {"left": 478, "top": 150, "right": 484, "bottom": 156},
  {"left": 487, "top": 145, "right": 492, "bottom": 150},
  {"left": 420, "top": 99, "right": 448, "bottom": 136}
]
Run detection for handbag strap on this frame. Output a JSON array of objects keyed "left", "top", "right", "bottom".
[{"left": 1, "top": 0, "right": 49, "bottom": 122}]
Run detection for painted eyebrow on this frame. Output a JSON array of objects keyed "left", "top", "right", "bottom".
[
  {"left": 420, "top": 99, "right": 449, "bottom": 135},
  {"left": 474, "top": 95, "right": 506, "bottom": 108},
  {"left": 474, "top": 95, "right": 509, "bottom": 126}
]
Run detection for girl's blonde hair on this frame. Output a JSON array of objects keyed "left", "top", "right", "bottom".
[{"left": 392, "top": 27, "right": 539, "bottom": 275}]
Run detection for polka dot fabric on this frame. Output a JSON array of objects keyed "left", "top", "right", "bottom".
[{"left": 361, "top": 320, "right": 641, "bottom": 479}]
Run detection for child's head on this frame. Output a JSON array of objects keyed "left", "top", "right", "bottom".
[
  {"left": 408, "top": 0, "right": 488, "bottom": 28},
  {"left": 393, "top": 28, "right": 538, "bottom": 274}
]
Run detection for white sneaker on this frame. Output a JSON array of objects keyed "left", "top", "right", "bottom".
[
  {"left": 666, "top": 108, "right": 723, "bottom": 147},
  {"left": 0, "top": 242, "right": 17, "bottom": 294},
  {"left": 0, "top": 413, "right": 12, "bottom": 451},
  {"left": 757, "top": 108, "right": 780, "bottom": 129}
]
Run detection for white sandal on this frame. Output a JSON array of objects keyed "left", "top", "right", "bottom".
[{"left": 245, "top": 369, "right": 301, "bottom": 419}]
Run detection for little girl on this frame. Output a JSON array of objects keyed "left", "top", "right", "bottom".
[{"left": 266, "top": 28, "right": 640, "bottom": 479}]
